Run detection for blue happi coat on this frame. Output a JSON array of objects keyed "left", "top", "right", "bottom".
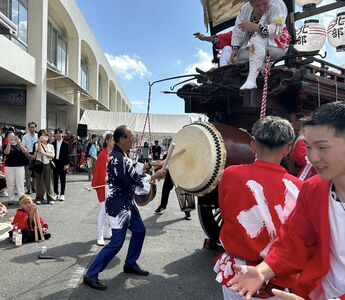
[{"left": 105, "top": 145, "right": 143, "bottom": 229}]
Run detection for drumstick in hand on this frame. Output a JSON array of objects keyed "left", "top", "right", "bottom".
[
  {"left": 84, "top": 184, "right": 106, "bottom": 191},
  {"left": 35, "top": 210, "right": 45, "bottom": 241},
  {"left": 169, "top": 148, "right": 185, "bottom": 162},
  {"left": 33, "top": 213, "right": 38, "bottom": 242},
  {"left": 162, "top": 143, "right": 176, "bottom": 170}
]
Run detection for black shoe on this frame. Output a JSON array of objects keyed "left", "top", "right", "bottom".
[
  {"left": 26, "top": 189, "right": 32, "bottom": 195},
  {"left": 123, "top": 264, "right": 149, "bottom": 276},
  {"left": 83, "top": 275, "right": 107, "bottom": 290},
  {"left": 185, "top": 212, "right": 192, "bottom": 220},
  {"left": 155, "top": 206, "right": 165, "bottom": 213}
]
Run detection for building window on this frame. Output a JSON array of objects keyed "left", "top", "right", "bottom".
[
  {"left": 0, "top": 1, "right": 8, "bottom": 16},
  {"left": 47, "top": 20, "right": 67, "bottom": 74},
  {"left": 81, "top": 58, "right": 89, "bottom": 91},
  {"left": 0, "top": 0, "right": 28, "bottom": 49},
  {"left": 98, "top": 75, "right": 103, "bottom": 102}
]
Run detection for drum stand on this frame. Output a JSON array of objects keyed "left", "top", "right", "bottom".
[{"left": 174, "top": 187, "right": 195, "bottom": 212}]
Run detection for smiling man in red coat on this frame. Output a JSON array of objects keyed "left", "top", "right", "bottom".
[{"left": 229, "top": 101, "right": 345, "bottom": 300}]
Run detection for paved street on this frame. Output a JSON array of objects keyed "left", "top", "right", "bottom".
[{"left": 0, "top": 174, "right": 222, "bottom": 300}]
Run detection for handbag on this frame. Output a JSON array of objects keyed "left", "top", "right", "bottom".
[
  {"left": 33, "top": 143, "right": 45, "bottom": 174},
  {"left": 33, "top": 160, "right": 44, "bottom": 174},
  {"left": 41, "top": 144, "right": 55, "bottom": 169}
]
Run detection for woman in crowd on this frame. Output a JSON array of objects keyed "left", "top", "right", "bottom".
[
  {"left": 9, "top": 194, "right": 51, "bottom": 243},
  {"left": 92, "top": 133, "right": 114, "bottom": 246},
  {"left": 34, "top": 129, "right": 55, "bottom": 205},
  {"left": 3, "top": 132, "right": 28, "bottom": 205}
]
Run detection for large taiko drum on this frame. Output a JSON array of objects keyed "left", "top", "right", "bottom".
[{"left": 169, "top": 122, "right": 255, "bottom": 196}]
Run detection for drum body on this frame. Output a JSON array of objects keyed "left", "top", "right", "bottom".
[
  {"left": 169, "top": 122, "right": 255, "bottom": 196},
  {"left": 134, "top": 183, "right": 157, "bottom": 207},
  {"left": 214, "top": 123, "right": 255, "bottom": 168}
]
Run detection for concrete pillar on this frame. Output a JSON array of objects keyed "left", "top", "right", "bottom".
[
  {"left": 68, "top": 37, "right": 80, "bottom": 132},
  {"left": 26, "top": 0, "right": 48, "bottom": 129},
  {"left": 103, "top": 78, "right": 109, "bottom": 109},
  {"left": 89, "top": 63, "right": 97, "bottom": 98},
  {"left": 109, "top": 88, "right": 113, "bottom": 111},
  {"left": 117, "top": 91, "right": 122, "bottom": 112},
  {"left": 66, "top": 92, "right": 80, "bottom": 134},
  {"left": 68, "top": 37, "right": 80, "bottom": 83},
  {"left": 122, "top": 99, "right": 126, "bottom": 112},
  {"left": 113, "top": 88, "right": 117, "bottom": 111}
]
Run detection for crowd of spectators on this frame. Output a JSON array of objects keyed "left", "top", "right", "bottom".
[{"left": 0, "top": 124, "right": 166, "bottom": 208}]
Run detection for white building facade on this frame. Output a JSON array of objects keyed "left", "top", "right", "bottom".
[{"left": 0, "top": 0, "right": 131, "bottom": 133}]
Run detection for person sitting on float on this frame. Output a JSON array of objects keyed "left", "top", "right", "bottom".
[
  {"left": 229, "top": 0, "right": 291, "bottom": 90},
  {"left": 194, "top": 31, "right": 233, "bottom": 67}
]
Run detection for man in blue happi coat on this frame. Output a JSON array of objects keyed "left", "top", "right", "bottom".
[{"left": 83, "top": 125, "right": 165, "bottom": 290}]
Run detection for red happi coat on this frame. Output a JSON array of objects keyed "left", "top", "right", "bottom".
[
  {"left": 291, "top": 136, "right": 316, "bottom": 180},
  {"left": 213, "top": 31, "right": 233, "bottom": 50},
  {"left": 265, "top": 175, "right": 345, "bottom": 299},
  {"left": 12, "top": 209, "right": 48, "bottom": 231},
  {"left": 218, "top": 160, "right": 302, "bottom": 289},
  {"left": 92, "top": 148, "right": 108, "bottom": 202}
]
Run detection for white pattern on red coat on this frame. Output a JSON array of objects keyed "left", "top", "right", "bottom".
[{"left": 216, "top": 161, "right": 302, "bottom": 289}]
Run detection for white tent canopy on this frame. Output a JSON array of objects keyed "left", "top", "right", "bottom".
[{"left": 79, "top": 110, "right": 208, "bottom": 139}]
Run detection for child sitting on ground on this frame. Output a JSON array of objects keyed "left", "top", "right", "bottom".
[{"left": 9, "top": 194, "right": 51, "bottom": 243}]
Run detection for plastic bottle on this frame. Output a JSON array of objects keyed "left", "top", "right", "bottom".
[
  {"left": 15, "top": 229, "right": 22, "bottom": 247},
  {"left": 12, "top": 226, "right": 18, "bottom": 243},
  {"left": 41, "top": 246, "right": 47, "bottom": 254}
]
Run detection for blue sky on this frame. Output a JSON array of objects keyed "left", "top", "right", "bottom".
[
  {"left": 76, "top": 0, "right": 214, "bottom": 115},
  {"left": 76, "top": 0, "right": 343, "bottom": 115}
]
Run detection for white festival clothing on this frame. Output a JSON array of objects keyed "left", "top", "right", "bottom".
[
  {"left": 222, "top": 285, "right": 281, "bottom": 300},
  {"left": 319, "top": 190, "right": 345, "bottom": 298},
  {"left": 240, "top": 34, "right": 288, "bottom": 89},
  {"left": 231, "top": 0, "right": 289, "bottom": 89},
  {"left": 220, "top": 46, "right": 232, "bottom": 67},
  {"left": 134, "top": 175, "right": 151, "bottom": 196},
  {"left": 232, "top": 0, "right": 289, "bottom": 50},
  {"left": 98, "top": 201, "right": 112, "bottom": 241}
]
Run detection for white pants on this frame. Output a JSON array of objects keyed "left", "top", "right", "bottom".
[
  {"left": 98, "top": 201, "right": 112, "bottom": 240},
  {"left": 220, "top": 46, "right": 232, "bottom": 67},
  {"left": 219, "top": 43, "right": 286, "bottom": 67},
  {"left": 5, "top": 166, "right": 25, "bottom": 202},
  {"left": 231, "top": 35, "right": 288, "bottom": 67},
  {"left": 222, "top": 286, "right": 280, "bottom": 300}
]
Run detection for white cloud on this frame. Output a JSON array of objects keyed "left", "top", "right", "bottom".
[
  {"left": 174, "top": 59, "right": 182, "bottom": 67},
  {"left": 183, "top": 49, "right": 213, "bottom": 75},
  {"left": 105, "top": 53, "right": 151, "bottom": 80}
]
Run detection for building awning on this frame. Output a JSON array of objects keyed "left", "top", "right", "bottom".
[
  {"left": 200, "top": 0, "right": 246, "bottom": 32},
  {"left": 46, "top": 67, "right": 109, "bottom": 111},
  {"left": 79, "top": 110, "right": 208, "bottom": 137}
]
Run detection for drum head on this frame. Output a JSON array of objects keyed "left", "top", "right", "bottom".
[{"left": 169, "top": 122, "right": 226, "bottom": 196}]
